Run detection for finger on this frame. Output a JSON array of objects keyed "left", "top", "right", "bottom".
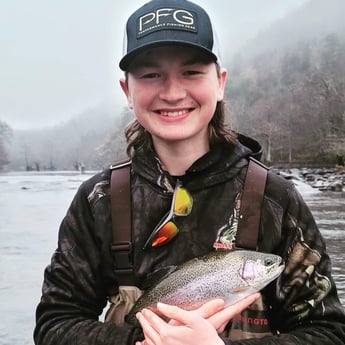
[
  {"left": 167, "top": 299, "right": 225, "bottom": 326},
  {"left": 141, "top": 307, "right": 169, "bottom": 327},
  {"left": 167, "top": 300, "right": 224, "bottom": 326},
  {"left": 156, "top": 302, "right": 200, "bottom": 327},
  {"left": 208, "top": 293, "right": 260, "bottom": 328},
  {"left": 193, "top": 299, "right": 225, "bottom": 319},
  {"left": 168, "top": 318, "right": 182, "bottom": 326},
  {"left": 226, "top": 293, "right": 260, "bottom": 313},
  {"left": 136, "top": 311, "right": 162, "bottom": 345},
  {"left": 216, "top": 320, "right": 230, "bottom": 334}
]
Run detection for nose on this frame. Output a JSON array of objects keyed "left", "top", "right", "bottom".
[{"left": 159, "top": 75, "right": 186, "bottom": 102}]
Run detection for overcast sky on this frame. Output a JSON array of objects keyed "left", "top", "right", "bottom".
[{"left": 1, "top": 0, "right": 309, "bottom": 130}]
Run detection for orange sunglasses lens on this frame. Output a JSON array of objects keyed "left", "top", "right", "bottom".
[{"left": 151, "top": 221, "right": 179, "bottom": 247}]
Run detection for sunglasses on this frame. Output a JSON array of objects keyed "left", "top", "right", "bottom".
[{"left": 142, "top": 180, "right": 193, "bottom": 250}]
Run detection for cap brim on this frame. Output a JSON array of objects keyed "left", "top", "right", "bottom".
[{"left": 119, "top": 41, "right": 218, "bottom": 71}]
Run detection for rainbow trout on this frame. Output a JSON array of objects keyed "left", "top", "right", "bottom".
[{"left": 126, "top": 249, "right": 284, "bottom": 324}]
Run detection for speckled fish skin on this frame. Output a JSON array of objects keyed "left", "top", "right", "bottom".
[{"left": 126, "top": 249, "right": 284, "bottom": 324}]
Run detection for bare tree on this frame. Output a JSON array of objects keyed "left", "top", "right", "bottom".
[{"left": 0, "top": 121, "right": 12, "bottom": 170}]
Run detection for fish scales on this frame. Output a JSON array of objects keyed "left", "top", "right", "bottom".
[{"left": 126, "top": 250, "right": 284, "bottom": 324}]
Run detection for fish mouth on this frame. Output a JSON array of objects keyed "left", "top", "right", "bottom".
[
  {"left": 272, "top": 263, "right": 285, "bottom": 277},
  {"left": 263, "top": 262, "right": 285, "bottom": 285}
]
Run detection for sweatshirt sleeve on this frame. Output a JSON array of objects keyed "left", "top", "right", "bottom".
[
  {"left": 34, "top": 177, "right": 143, "bottom": 345},
  {"left": 229, "top": 183, "right": 345, "bottom": 344}
]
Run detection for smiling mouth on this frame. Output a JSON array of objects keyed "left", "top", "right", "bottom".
[{"left": 158, "top": 109, "right": 192, "bottom": 117}]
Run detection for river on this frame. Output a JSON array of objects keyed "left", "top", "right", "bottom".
[
  {"left": 296, "top": 181, "right": 345, "bottom": 306},
  {"left": 0, "top": 171, "right": 344, "bottom": 345}
]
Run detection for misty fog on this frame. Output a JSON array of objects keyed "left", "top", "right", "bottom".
[{"left": 1, "top": 0, "right": 345, "bottom": 170}]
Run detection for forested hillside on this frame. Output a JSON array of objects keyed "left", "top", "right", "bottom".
[
  {"left": 227, "top": 31, "right": 345, "bottom": 164},
  {"left": 6, "top": 105, "right": 132, "bottom": 171}
]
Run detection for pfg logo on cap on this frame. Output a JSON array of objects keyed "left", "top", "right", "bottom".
[{"left": 137, "top": 7, "right": 197, "bottom": 37}]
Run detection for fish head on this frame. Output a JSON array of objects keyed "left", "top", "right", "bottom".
[{"left": 240, "top": 252, "right": 285, "bottom": 290}]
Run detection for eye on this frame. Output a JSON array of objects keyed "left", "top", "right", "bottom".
[
  {"left": 184, "top": 70, "right": 202, "bottom": 76},
  {"left": 264, "top": 258, "right": 274, "bottom": 266},
  {"left": 141, "top": 72, "right": 160, "bottom": 79}
]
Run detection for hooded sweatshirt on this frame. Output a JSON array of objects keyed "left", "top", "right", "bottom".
[{"left": 34, "top": 136, "right": 345, "bottom": 345}]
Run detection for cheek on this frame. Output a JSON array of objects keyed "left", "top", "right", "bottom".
[
  {"left": 125, "top": 78, "right": 154, "bottom": 110},
  {"left": 196, "top": 81, "right": 222, "bottom": 108},
  {"left": 130, "top": 86, "right": 154, "bottom": 110}
]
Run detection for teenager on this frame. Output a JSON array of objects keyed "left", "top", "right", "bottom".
[{"left": 34, "top": 1, "right": 345, "bottom": 344}]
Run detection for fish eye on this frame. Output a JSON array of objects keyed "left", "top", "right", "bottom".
[{"left": 264, "top": 258, "right": 274, "bottom": 266}]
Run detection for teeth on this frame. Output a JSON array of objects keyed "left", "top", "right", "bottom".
[{"left": 160, "top": 110, "right": 188, "bottom": 117}]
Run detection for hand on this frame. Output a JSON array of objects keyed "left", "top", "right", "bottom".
[
  {"left": 136, "top": 304, "right": 223, "bottom": 345},
  {"left": 135, "top": 293, "right": 259, "bottom": 345}
]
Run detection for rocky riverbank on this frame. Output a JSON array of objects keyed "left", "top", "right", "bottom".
[{"left": 273, "top": 166, "right": 345, "bottom": 192}]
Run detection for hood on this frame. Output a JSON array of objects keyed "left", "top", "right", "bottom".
[
  {"left": 132, "top": 134, "right": 262, "bottom": 191},
  {"left": 237, "top": 133, "right": 263, "bottom": 161}
]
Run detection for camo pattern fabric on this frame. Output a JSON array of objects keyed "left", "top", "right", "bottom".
[{"left": 34, "top": 140, "right": 345, "bottom": 345}]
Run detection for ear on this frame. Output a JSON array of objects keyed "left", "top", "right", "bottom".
[
  {"left": 217, "top": 68, "right": 227, "bottom": 101},
  {"left": 119, "top": 78, "right": 133, "bottom": 109}
]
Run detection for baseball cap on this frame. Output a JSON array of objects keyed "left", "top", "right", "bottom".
[{"left": 119, "top": 0, "right": 221, "bottom": 71}]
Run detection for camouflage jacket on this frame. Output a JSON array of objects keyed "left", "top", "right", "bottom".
[{"left": 34, "top": 137, "right": 345, "bottom": 345}]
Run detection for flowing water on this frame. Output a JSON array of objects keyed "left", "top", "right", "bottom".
[
  {"left": 296, "top": 181, "right": 345, "bottom": 306},
  {"left": 0, "top": 171, "right": 344, "bottom": 345}
]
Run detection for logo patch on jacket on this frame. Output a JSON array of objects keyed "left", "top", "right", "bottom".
[{"left": 213, "top": 193, "right": 241, "bottom": 250}]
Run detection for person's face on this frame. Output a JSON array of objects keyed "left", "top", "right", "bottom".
[{"left": 120, "top": 46, "right": 227, "bottom": 148}]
